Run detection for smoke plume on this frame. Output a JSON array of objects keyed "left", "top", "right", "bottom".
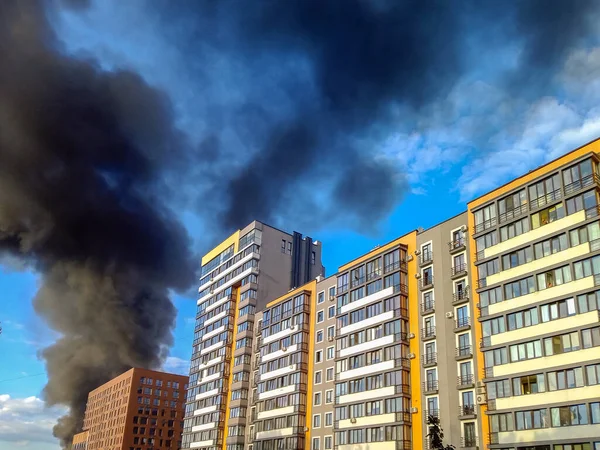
[
  {"left": 0, "top": 1, "right": 196, "bottom": 445},
  {"left": 1, "top": 0, "right": 598, "bottom": 447}
]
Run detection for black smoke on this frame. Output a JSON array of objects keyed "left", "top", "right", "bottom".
[
  {"left": 0, "top": 0, "right": 598, "bottom": 447},
  {"left": 0, "top": 0, "right": 196, "bottom": 445}
]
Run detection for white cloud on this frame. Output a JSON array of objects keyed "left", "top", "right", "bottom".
[
  {"left": 378, "top": 45, "right": 600, "bottom": 203},
  {"left": 162, "top": 356, "right": 190, "bottom": 375},
  {"left": 0, "top": 394, "right": 66, "bottom": 450}
]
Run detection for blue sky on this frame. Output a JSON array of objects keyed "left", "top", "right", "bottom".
[{"left": 2, "top": 1, "right": 600, "bottom": 449}]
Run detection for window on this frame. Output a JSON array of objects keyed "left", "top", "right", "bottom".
[
  {"left": 327, "top": 326, "right": 335, "bottom": 339},
  {"left": 424, "top": 317, "right": 435, "bottom": 335},
  {"left": 316, "top": 330, "right": 323, "bottom": 343},
  {"left": 586, "top": 364, "right": 600, "bottom": 385},
  {"left": 499, "top": 189, "right": 527, "bottom": 217},
  {"left": 422, "top": 243, "right": 432, "bottom": 261},
  {"left": 502, "top": 247, "right": 533, "bottom": 270},
  {"left": 566, "top": 190, "right": 597, "bottom": 215},
  {"left": 474, "top": 204, "right": 497, "bottom": 231},
  {"left": 509, "top": 340, "right": 542, "bottom": 362},
  {"left": 329, "top": 286, "right": 336, "bottom": 298},
  {"left": 317, "top": 310, "right": 324, "bottom": 323},
  {"left": 326, "top": 368, "right": 334, "bottom": 382},
  {"left": 457, "top": 334, "right": 470, "bottom": 355},
  {"left": 574, "top": 255, "right": 600, "bottom": 279},
  {"left": 504, "top": 276, "right": 535, "bottom": 300},
  {"left": 478, "top": 259, "right": 499, "bottom": 286},
  {"left": 315, "top": 371, "right": 322, "bottom": 384},
  {"left": 571, "top": 222, "right": 600, "bottom": 247},
  {"left": 515, "top": 409, "right": 548, "bottom": 430},
  {"left": 315, "top": 350, "right": 323, "bottom": 363},
  {"left": 384, "top": 249, "right": 400, "bottom": 272},
  {"left": 312, "top": 437, "right": 320, "bottom": 450},
  {"left": 328, "top": 306, "right": 335, "bottom": 319},
  {"left": 547, "top": 367, "right": 584, "bottom": 391},
  {"left": 422, "top": 267, "right": 433, "bottom": 284},
  {"left": 537, "top": 265, "right": 572, "bottom": 290},
  {"left": 325, "top": 436, "right": 333, "bottom": 449},
  {"left": 489, "top": 412, "right": 514, "bottom": 432},
  {"left": 592, "top": 403, "right": 600, "bottom": 424},
  {"left": 423, "top": 291, "right": 434, "bottom": 310},
  {"left": 326, "top": 390, "right": 333, "bottom": 404},
  {"left": 529, "top": 173, "right": 560, "bottom": 206},
  {"left": 531, "top": 203, "right": 565, "bottom": 229},
  {"left": 475, "top": 231, "right": 498, "bottom": 252},
  {"left": 367, "top": 258, "right": 382, "bottom": 280},
  {"left": 456, "top": 305, "right": 469, "bottom": 328},
  {"left": 313, "top": 414, "right": 321, "bottom": 428},
  {"left": 314, "top": 392, "right": 322, "bottom": 405},
  {"left": 487, "top": 379, "right": 511, "bottom": 399},
  {"left": 287, "top": 241, "right": 292, "bottom": 254},
  {"left": 281, "top": 239, "right": 286, "bottom": 253},
  {"left": 312, "top": 251, "right": 316, "bottom": 265},
  {"left": 318, "top": 292, "right": 325, "bottom": 304},
  {"left": 351, "top": 266, "right": 366, "bottom": 287},
  {"left": 453, "top": 253, "right": 466, "bottom": 271},
  {"left": 513, "top": 374, "right": 545, "bottom": 395},
  {"left": 564, "top": 158, "right": 594, "bottom": 187},
  {"left": 544, "top": 331, "right": 580, "bottom": 355},
  {"left": 551, "top": 404, "right": 588, "bottom": 426},
  {"left": 327, "top": 346, "right": 334, "bottom": 360},
  {"left": 582, "top": 326, "right": 600, "bottom": 348},
  {"left": 507, "top": 307, "right": 538, "bottom": 331},
  {"left": 540, "top": 297, "right": 576, "bottom": 322},
  {"left": 534, "top": 233, "right": 568, "bottom": 260},
  {"left": 578, "top": 290, "right": 600, "bottom": 312},
  {"left": 479, "top": 286, "right": 503, "bottom": 307},
  {"left": 500, "top": 217, "right": 530, "bottom": 242}
]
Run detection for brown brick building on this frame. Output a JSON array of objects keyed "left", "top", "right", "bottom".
[{"left": 72, "top": 368, "right": 188, "bottom": 450}]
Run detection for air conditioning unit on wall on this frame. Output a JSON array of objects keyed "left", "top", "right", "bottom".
[{"left": 476, "top": 394, "right": 487, "bottom": 405}]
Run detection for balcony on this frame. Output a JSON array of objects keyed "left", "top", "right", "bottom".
[
  {"left": 452, "top": 289, "right": 469, "bottom": 306},
  {"left": 421, "top": 300, "right": 435, "bottom": 314},
  {"left": 460, "top": 436, "right": 479, "bottom": 449},
  {"left": 423, "top": 380, "right": 438, "bottom": 394},
  {"left": 448, "top": 238, "right": 466, "bottom": 254},
  {"left": 498, "top": 203, "right": 528, "bottom": 224},
  {"left": 419, "top": 276, "right": 434, "bottom": 290},
  {"left": 455, "top": 317, "right": 471, "bottom": 331},
  {"left": 421, "top": 353, "right": 437, "bottom": 367},
  {"left": 458, "top": 404, "right": 477, "bottom": 418},
  {"left": 455, "top": 346, "right": 472, "bottom": 360},
  {"left": 419, "top": 252, "right": 433, "bottom": 267},
  {"left": 451, "top": 263, "right": 468, "bottom": 279},
  {"left": 457, "top": 375, "right": 474, "bottom": 389},
  {"left": 425, "top": 408, "right": 439, "bottom": 419},
  {"left": 479, "top": 336, "right": 490, "bottom": 349},
  {"left": 472, "top": 217, "right": 497, "bottom": 235},
  {"left": 421, "top": 327, "right": 436, "bottom": 341},
  {"left": 564, "top": 173, "right": 600, "bottom": 196},
  {"left": 530, "top": 188, "right": 561, "bottom": 210}
]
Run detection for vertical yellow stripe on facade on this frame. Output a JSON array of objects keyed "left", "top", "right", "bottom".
[
  {"left": 305, "top": 281, "right": 317, "bottom": 449},
  {"left": 403, "top": 231, "right": 423, "bottom": 445},
  {"left": 221, "top": 286, "right": 240, "bottom": 450}
]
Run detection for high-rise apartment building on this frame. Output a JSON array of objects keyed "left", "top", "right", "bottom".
[
  {"left": 182, "top": 221, "right": 324, "bottom": 450},
  {"left": 469, "top": 140, "right": 600, "bottom": 450},
  {"left": 71, "top": 368, "right": 188, "bottom": 450},
  {"left": 185, "top": 139, "right": 600, "bottom": 450}
]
